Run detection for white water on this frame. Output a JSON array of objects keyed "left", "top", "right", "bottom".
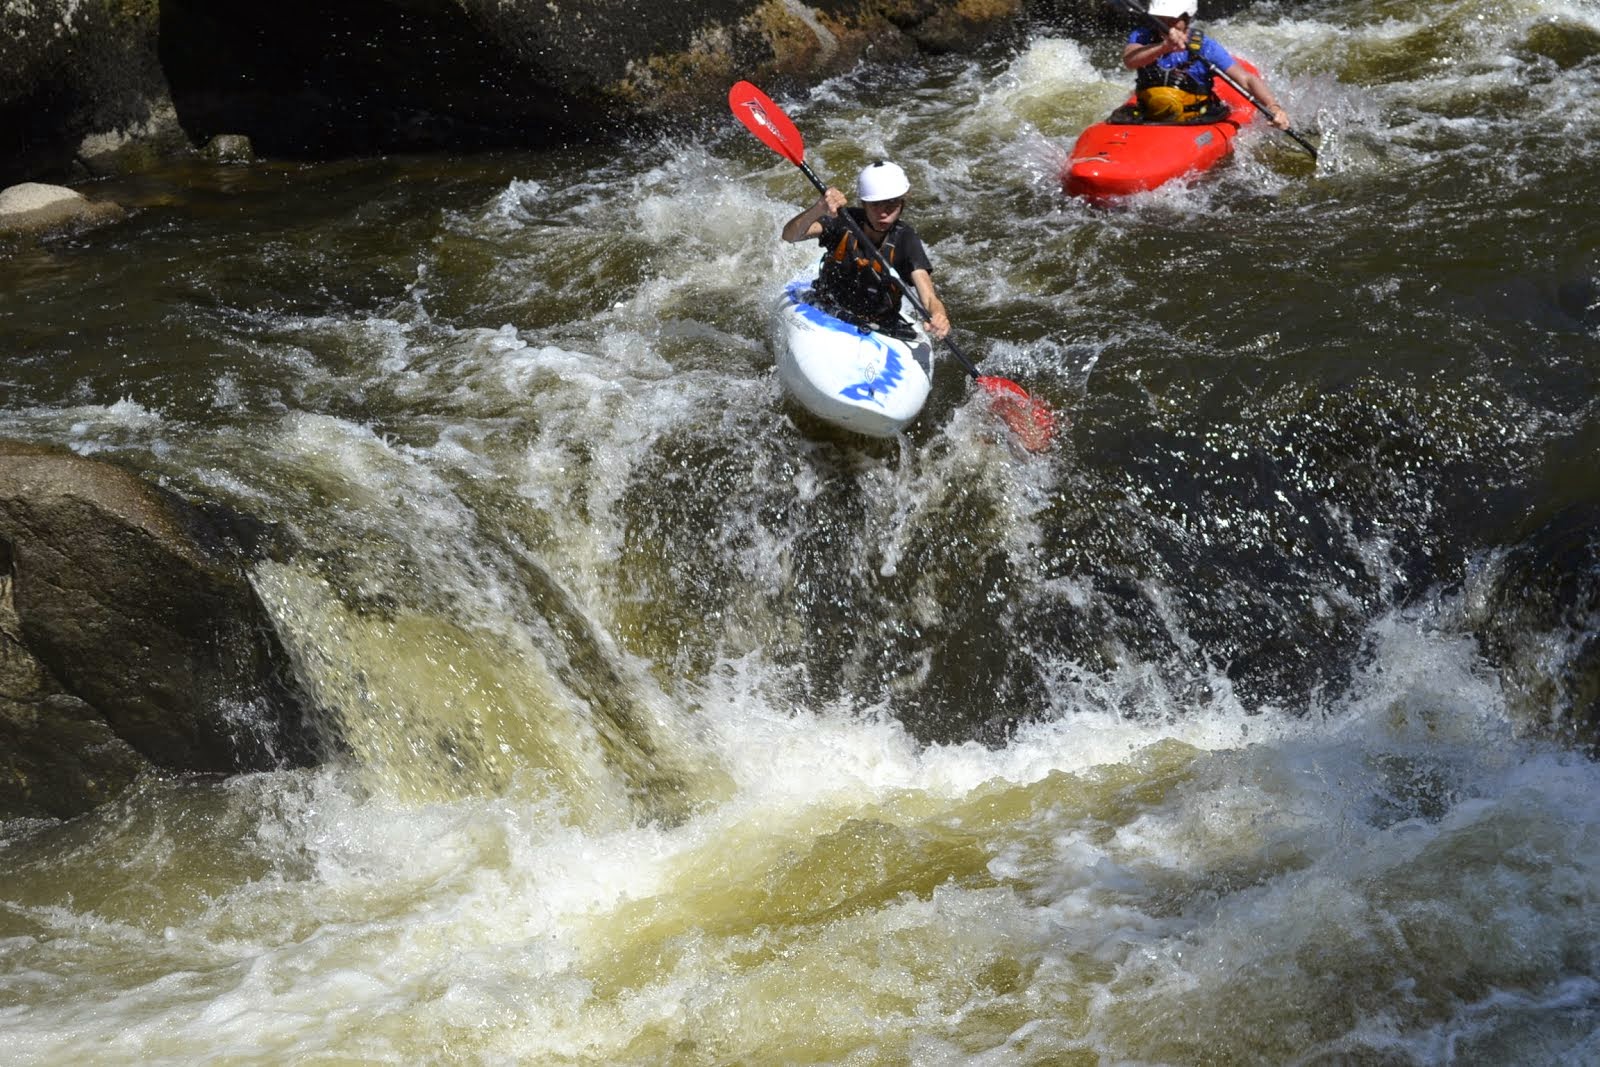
[
  {"left": 4, "top": 0, "right": 1600, "bottom": 1062},
  {"left": 5, "top": 604, "right": 1596, "bottom": 1062}
]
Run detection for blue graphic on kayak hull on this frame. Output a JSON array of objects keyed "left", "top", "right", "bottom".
[
  {"left": 774, "top": 279, "right": 934, "bottom": 438},
  {"left": 784, "top": 284, "right": 913, "bottom": 407}
]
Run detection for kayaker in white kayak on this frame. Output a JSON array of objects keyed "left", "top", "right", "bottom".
[
  {"left": 781, "top": 160, "right": 951, "bottom": 340},
  {"left": 1124, "top": 0, "right": 1292, "bottom": 129}
]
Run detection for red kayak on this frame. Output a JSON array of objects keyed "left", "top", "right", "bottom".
[{"left": 1062, "top": 59, "right": 1263, "bottom": 201}]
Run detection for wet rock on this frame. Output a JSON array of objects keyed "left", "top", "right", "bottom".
[
  {"left": 1, "top": 568, "right": 149, "bottom": 821},
  {"left": 200, "top": 134, "right": 256, "bottom": 164},
  {"left": 1468, "top": 502, "right": 1600, "bottom": 756},
  {"left": 0, "top": 0, "right": 177, "bottom": 184},
  {"left": 155, "top": 0, "right": 1027, "bottom": 154},
  {"left": 74, "top": 101, "right": 193, "bottom": 178},
  {"left": 5, "top": 0, "right": 1027, "bottom": 172},
  {"left": 0, "top": 443, "right": 327, "bottom": 821},
  {"left": 1518, "top": 18, "right": 1600, "bottom": 70},
  {"left": 0, "top": 183, "right": 125, "bottom": 240}
]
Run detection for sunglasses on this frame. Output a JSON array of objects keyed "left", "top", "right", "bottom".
[{"left": 863, "top": 198, "right": 904, "bottom": 210}]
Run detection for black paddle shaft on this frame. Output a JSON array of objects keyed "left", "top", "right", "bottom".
[
  {"left": 1112, "top": 0, "right": 1318, "bottom": 160},
  {"left": 794, "top": 159, "right": 986, "bottom": 382}
]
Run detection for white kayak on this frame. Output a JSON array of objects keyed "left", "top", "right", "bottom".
[{"left": 770, "top": 277, "right": 935, "bottom": 438}]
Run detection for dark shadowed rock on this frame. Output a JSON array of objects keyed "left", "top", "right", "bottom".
[
  {"left": 155, "top": 0, "right": 1022, "bottom": 155},
  {"left": 4, "top": 0, "right": 1027, "bottom": 179},
  {"left": 0, "top": 0, "right": 182, "bottom": 185},
  {"left": 1, "top": 570, "right": 148, "bottom": 821},
  {"left": 200, "top": 134, "right": 255, "bottom": 164},
  {"left": 1468, "top": 502, "right": 1600, "bottom": 757},
  {"left": 0, "top": 442, "right": 327, "bottom": 821}
]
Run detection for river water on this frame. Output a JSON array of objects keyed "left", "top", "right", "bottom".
[{"left": 4, "top": 1, "right": 1600, "bottom": 1062}]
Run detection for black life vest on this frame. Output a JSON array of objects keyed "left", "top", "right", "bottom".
[{"left": 817, "top": 211, "right": 907, "bottom": 325}]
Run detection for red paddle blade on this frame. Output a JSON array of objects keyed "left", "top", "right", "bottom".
[
  {"left": 729, "top": 81, "right": 805, "bottom": 166},
  {"left": 977, "top": 376, "right": 1057, "bottom": 453}
]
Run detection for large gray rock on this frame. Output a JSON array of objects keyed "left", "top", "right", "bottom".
[
  {"left": 0, "top": 0, "right": 181, "bottom": 184},
  {"left": 155, "top": 0, "right": 1024, "bottom": 154},
  {"left": 2, "top": 0, "right": 1026, "bottom": 179},
  {"left": 0, "top": 571, "right": 147, "bottom": 821},
  {"left": 0, "top": 443, "right": 325, "bottom": 821}
]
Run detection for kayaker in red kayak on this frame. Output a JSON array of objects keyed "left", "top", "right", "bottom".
[
  {"left": 1124, "top": 0, "right": 1292, "bottom": 130},
  {"left": 781, "top": 160, "right": 951, "bottom": 340}
]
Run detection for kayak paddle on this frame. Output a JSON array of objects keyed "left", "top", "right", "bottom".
[
  {"left": 1111, "top": 0, "right": 1319, "bottom": 160},
  {"left": 729, "top": 80, "right": 1056, "bottom": 453}
]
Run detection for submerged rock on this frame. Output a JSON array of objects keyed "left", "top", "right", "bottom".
[
  {"left": 1468, "top": 503, "right": 1600, "bottom": 756},
  {"left": 0, "top": 443, "right": 327, "bottom": 821}
]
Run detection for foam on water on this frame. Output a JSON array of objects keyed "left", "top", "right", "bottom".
[
  {"left": 5, "top": 0, "right": 1600, "bottom": 1060},
  {"left": 3, "top": 589, "right": 1599, "bottom": 1061}
]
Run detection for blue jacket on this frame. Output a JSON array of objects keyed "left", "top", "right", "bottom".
[{"left": 1128, "top": 28, "right": 1236, "bottom": 94}]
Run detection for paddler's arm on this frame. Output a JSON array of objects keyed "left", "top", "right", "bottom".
[
  {"left": 910, "top": 268, "right": 950, "bottom": 339},
  {"left": 1224, "top": 63, "right": 1291, "bottom": 129},
  {"left": 781, "top": 187, "right": 848, "bottom": 242},
  {"left": 1123, "top": 26, "right": 1185, "bottom": 68}
]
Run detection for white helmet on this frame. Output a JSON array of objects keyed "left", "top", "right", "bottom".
[
  {"left": 1146, "top": 0, "right": 1193, "bottom": 17},
  {"left": 857, "top": 160, "right": 910, "bottom": 202}
]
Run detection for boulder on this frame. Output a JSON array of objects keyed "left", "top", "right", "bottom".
[
  {"left": 1, "top": 571, "right": 148, "bottom": 821},
  {"left": 0, "top": 443, "right": 325, "bottom": 821},
  {"left": 200, "top": 134, "right": 256, "bottom": 164},
  {"left": 0, "top": 0, "right": 180, "bottom": 185},
  {"left": 0, "top": 183, "right": 124, "bottom": 240},
  {"left": 3, "top": 0, "right": 1027, "bottom": 178},
  {"left": 155, "top": 0, "right": 1023, "bottom": 155}
]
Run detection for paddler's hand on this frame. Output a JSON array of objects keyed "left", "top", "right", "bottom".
[
  {"left": 783, "top": 186, "right": 850, "bottom": 243},
  {"left": 926, "top": 306, "right": 950, "bottom": 339},
  {"left": 1268, "top": 105, "right": 1291, "bottom": 129},
  {"left": 1162, "top": 26, "right": 1186, "bottom": 53}
]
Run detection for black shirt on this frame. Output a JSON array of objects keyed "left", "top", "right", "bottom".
[{"left": 813, "top": 208, "right": 933, "bottom": 328}]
